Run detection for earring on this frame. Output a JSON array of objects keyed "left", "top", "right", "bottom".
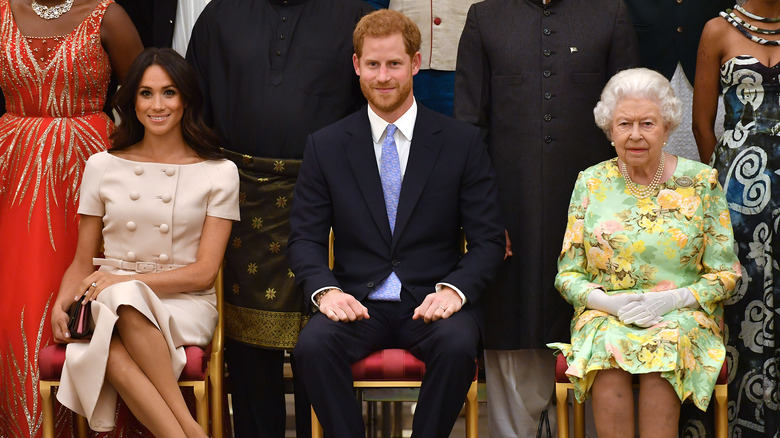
[
  {"left": 610, "top": 141, "right": 615, "bottom": 147},
  {"left": 663, "top": 141, "right": 667, "bottom": 147}
]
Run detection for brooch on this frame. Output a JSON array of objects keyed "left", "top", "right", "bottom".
[{"left": 676, "top": 176, "right": 694, "bottom": 187}]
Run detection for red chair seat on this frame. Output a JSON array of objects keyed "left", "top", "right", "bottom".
[
  {"left": 39, "top": 344, "right": 211, "bottom": 381},
  {"left": 554, "top": 353, "right": 728, "bottom": 384},
  {"left": 351, "top": 349, "right": 426, "bottom": 381}
]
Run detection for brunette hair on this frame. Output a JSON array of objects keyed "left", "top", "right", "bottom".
[
  {"left": 353, "top": 9, "right": 421, "bottom": 59},
  {"left": 110, "top": 48, "right": 223, "bottom": 160}
]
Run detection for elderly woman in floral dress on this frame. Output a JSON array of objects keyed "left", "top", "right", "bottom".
[{"left": 549, "top": 68, "right": 741, "bottom": 438}]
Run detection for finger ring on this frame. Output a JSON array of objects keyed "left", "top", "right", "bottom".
[
  {"left": 91, "top": 282, "right": 97, "bottom": 288},
  {"left": 438, "top": 306, "right": 447, "bottom": 311}
]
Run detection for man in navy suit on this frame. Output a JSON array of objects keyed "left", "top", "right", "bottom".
[{"left": 288, "top": 9, "right": 505, "bottom": 437}]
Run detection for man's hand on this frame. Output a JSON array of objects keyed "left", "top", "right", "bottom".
[
  {"left": 318, "top": 289, "right": 370, "bottom": 322},
  {"left": 504, "top": 229, "right": 513, "bottom": 260},
  {"left": 412, "top": 286, "right": 463, "bottom": 323}
]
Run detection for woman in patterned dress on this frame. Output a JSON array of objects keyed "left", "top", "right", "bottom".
[
  {"left": 693, "top": 1, "right": 780, "bottom": 436},
  {"left": 0, "top": 1, "right": 141, "bottom": 436},
  {"left": 550, "top": 68, "right": 741, "bottom": 438}
]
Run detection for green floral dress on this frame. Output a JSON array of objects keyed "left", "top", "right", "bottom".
[{"left": 548, "top": 157, "right": 741, "bottom": 411}]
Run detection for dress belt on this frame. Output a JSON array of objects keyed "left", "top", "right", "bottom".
[{"left": 93, "top": 258, "right": 184, "bottom": 273}]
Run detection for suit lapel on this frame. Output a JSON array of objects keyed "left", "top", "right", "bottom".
[
  {"left": 344, "top": 112, "right": 392, "bottom": 241},
  {"left": 393, "top": 107, "right": 443, "bottom": 247}
]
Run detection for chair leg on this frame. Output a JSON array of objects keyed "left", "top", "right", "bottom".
[
  {"left": 465, "top": 380, "right": 479, "bottom": 438},
  {"left": 75, "top": 414, "right": 89, "bottom": 438},
  {"left": 311, "top": 407, "right": 324, "bottom": 438},
  {"left": 714, "top": 384, "right": 728, "bottom": 438},
  {"left": 555, "top": 383, "right": 569, "bottom": 438},
  {"left": 573, "top": 396, "right": 585, "bottom": 438},
  {"left": 192, "top": 382, "right": 209, "bottom": 433},
  {"left": 210, "top": 372, "right": 224, "bottom": 438},
  {"left": 40, "top": 381, "right": 55, "bottom": 438}
]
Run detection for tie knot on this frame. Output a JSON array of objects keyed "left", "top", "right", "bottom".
[{"left": 385, "top": 124, "right": 397, "bottom": 139}]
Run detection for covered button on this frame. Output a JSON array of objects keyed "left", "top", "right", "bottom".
[
  {"left": 159, "top": 253, "right": 170, "bottom": 263},
  {"left": 134, "top": 166, "right": 144, "bottom": 175},
  {"left": 130, "top": 191, "right": 140, "bottom": 200},
  {"left": 126, "top": 221, "right": 137, "bottom": 231},
  {"left": 159, "top": 224, "right": 170, "bottom": 234},
  {"left": 164, "top": 167, "right": 176, "bottom": 176},
  {"left": 161, "top": 193, "right": 172, "bottom": 203},
  {"left": 126, "top": 251, "right": 136, "bottom": 261}
]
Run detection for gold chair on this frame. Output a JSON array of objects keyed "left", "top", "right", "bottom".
[
  {"left": 39, "top": 268, "right": 225, "bottom": 438},
  {"left": 311, "top": 231, "right": 478, "bottom": 438},
  {"left": 554, "top": 354, "right": 728, "bottom": 438}
]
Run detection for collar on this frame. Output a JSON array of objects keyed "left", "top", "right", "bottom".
[{"left": 367, "top": 98, "right": 417, "bottom": 143}]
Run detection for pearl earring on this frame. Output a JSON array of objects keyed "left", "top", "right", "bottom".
[{"left": 610, "top": 141, "right": 615, "bottom": 147}]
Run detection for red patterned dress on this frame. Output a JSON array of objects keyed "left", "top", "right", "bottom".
[{"left": 0, "top": 1, "right": 114, "bottom": 436}]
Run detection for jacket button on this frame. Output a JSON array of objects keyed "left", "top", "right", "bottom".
[
  {"left": 392, "top": 259, "right": 400, "bottom": 267},
  {"left": 544, "top": 136, "right": 552, "bottom": 144},
  {"left": 544, "top": 92, "right": 552, "bottom": 100},
  {"left": 433, "top": 17, "right": 442, "bottom": 25},
  {"left": 543, "top": 9, "right": 551, "bottom": 16},
  {"left": 159, "top": 253, "right": 170, "bottom": 263},
  {"left": 367, "top": 282, "right": 374, "bottom": 288},
  {"left": 126, "top": 221, "right": 136, "bottom": 231},
  {"left": 129, "top": 191, "right": 140, "bottom": 200},
  {"left": 543, "top": 69, "right": 551, "bottom": 78},
  {"left": 676, "top": 26, "right": 684, "bottom": 33},
  {"left": 544, "top": 114, "right": 552, "bottom": 122},
  {"left": 134, "top": 166, "right": 144, "bottom": 175},
  {"left": 543, "top": 28, "right": 551, "bottom": 36}
]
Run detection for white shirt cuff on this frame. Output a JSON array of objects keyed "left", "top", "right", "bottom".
[
  {"left": 436, "top": 283, "right": 467, "bottom": 305},
  {"left": 311, "top": 286, "right": 342, "bottom": 309}
]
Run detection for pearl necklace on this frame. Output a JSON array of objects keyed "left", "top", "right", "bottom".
[
  {"left": 31, "top": 0, "right": 74, "bottom": 20},
  {"left": 620, "top": 153, "right": 665, "bottom": 199}
]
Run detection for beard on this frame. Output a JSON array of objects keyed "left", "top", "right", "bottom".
[{"left": 360, "top": 77, "right": 413, "bottom": 116}]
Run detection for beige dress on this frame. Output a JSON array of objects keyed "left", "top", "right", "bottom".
[{"left": 57, "top": 151, "right": 240, "bottom": 431}]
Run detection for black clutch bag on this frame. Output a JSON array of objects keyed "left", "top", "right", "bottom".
[{"left": 67, "top": 295, "right": 93, "bottom": 339}]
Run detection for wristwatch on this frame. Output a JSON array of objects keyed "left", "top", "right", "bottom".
[{"left": 314, "top": 289, "right": 332, "bottom": 307}]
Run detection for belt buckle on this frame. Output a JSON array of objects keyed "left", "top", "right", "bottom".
[{"left": 135, "top": 262, "right": 157, "bottom": 273}]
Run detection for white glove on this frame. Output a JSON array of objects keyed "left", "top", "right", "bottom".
[
  {"left": 617, "top": 287, "right": 700, "bottom": 327},
  {"left": 586, "top": 289, "right": 642, "bottom": 316}
]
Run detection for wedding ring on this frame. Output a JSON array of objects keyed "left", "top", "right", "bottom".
[
  {"left": 91, "top": 282, "right": 97, "bottom": 288},
  {"left": 438, "top": 306, "right": 447, "bottom": 310}
]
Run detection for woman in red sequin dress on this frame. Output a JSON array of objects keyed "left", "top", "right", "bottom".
[{"left": 0, "top": 1, "right": 141, "bottom": 436}]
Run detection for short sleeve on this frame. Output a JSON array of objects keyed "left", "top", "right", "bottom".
[
  {"left": 77, "top": 152, "right": 110, "bottom": 217},
  {"left": 203, "top": 159, "right": 240, "bottom": 221}
]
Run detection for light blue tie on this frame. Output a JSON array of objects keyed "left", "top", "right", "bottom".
[{"left": 368, "top": 124, "right": 402, "bottom": 301}]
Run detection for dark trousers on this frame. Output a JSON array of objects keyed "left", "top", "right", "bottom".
[
  {"left": 294, "top": 290, "right": 480, "bottom": 438},
  {"left": 226, "top": 340, "right": 311, "bottom": 438}
]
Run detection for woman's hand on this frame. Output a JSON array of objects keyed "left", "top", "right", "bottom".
[
  {"left": 51, "top": 302, "right": 75, "bottom": 343},
  {"left": 586, "top": 289, "right": 642, "bottom": 316},
  {"left": 77, "top": 271, "right": 132, "bottom": 302}
]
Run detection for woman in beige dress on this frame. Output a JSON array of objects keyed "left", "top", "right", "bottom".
[{"left": 50, "top": 48, "right": 239, "bottom": 438}]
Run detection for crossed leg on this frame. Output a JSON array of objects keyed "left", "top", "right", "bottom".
[{"left": 105, "top": 305, "right": 206, "bottom": 438}]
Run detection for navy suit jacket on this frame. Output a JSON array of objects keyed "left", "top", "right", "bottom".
[{"left": 288, "top": 104, "right": 505, "bottom": 308}]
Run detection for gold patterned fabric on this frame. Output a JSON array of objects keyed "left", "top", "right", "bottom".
[
  {"left": 222, "top": 149, "right": 308, "bottom": 349},
  {"left": 0, "top": 1, "right": 114, "bottom": 436}
]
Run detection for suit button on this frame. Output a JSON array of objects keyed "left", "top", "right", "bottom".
[
  {"left": 543, "top": 9, "right": 551, "bottom": 16},
  {"left": 544, "top": 136, "right": 552, "bottom": 143},
  {"left": 544, "top": 92, "right": 552, "bottom": 100},
  {"left": 543, "top": 28, "right": 551, "bottom": 36},
  {"left": 676, "top": 26, "right": 684, "bottom": 33},
  {"left": 676, "top": 0, "right": 682, "bottom": 3},
  {"left": 543, "top": 69, "right": 551, "bottom": 78},
  {"left": 367, "top": 282, "right": 374, "bottom": 288},
  {"left": 543, "top": 49, "right": 551, "bottom": 56},
  {"left": 392, "top": 259, "right": 400, "bottom": 267},
  {"left": 544, "top": 114, "right": 552, "bottom": 122}
]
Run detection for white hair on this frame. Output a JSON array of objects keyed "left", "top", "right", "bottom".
[{"left": 593, "top": 68, "right": 682, "bottom": 140}]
